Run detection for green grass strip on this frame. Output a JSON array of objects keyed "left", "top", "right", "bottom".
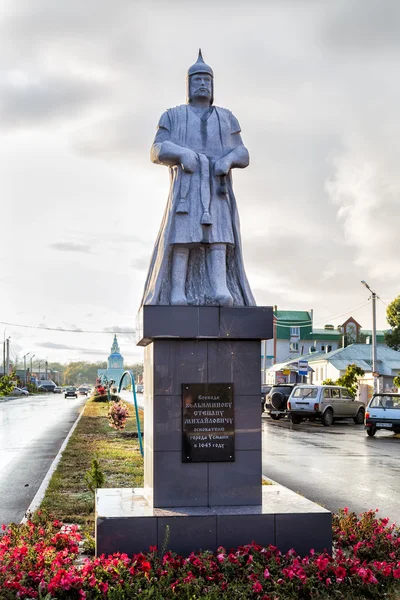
[{"left": 40, "top": 399, "right": 144, "bottom": 533}]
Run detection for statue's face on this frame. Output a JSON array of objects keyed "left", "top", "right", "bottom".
[{"left": 190, "top": 73, "right": 212, "bottom": 102}]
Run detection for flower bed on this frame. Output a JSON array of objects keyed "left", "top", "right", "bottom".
[{"left": 0, "top": 509, "right": 399, "bottom": 599}]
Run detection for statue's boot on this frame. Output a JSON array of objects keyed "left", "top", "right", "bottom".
[
  {"left": 209, "top": 244, "right": 233, "bottom": 307},
  {"left": 171, "top": 247, "right": 189, "bottom": 305}
]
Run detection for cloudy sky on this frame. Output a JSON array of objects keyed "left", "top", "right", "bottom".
[{"left": 1, "top": 0, "right": 399, "bottom": 366}]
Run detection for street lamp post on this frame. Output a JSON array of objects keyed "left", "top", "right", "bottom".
[
  {"left": 2, "top": 327, "right": 7, "bottom": 376},
  {"left": 38, "top": 360, "right": 43, "bottom": 383},
  {"left": 30, "top": 355, "right": 35, "bottom": 384},
  {"left": 23, "top": 353, "right": 31, "bottom": 386},
  {"left": 361, "top": 280, "right": 378, "bottom": 393},
  {"left": 5, "top": 336, "right": 10, "bottom": 375}
]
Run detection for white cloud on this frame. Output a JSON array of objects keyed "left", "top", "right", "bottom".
[{"left": 1, "top": 0, "right": 396, "bottom": 363}]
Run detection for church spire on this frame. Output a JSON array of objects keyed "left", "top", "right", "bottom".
[{"left": 111, "top": 335, "right": 120, "bottom": 354}]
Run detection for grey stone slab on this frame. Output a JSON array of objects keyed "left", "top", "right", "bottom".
[
  {"left": 143, "top": 344, "right": 154, "bottom": 399},
  {"left": 140, "top": 306, "right": 200, "bottom": 343},
  {"left": 137, "top": 306, "right": 274, "bottom": 345},
  {"left": 198, "top": 306, "right": 219, "bottom": 337},
  {"left": 207, "top": 341, "right": 261, "bottom": 395},
  {"left": 261, "top": 485, "right": 329, "bottom": 513},
  {"left": 96, "top": 517, "right": 158, "bottom": 556},
  {"left": 155, "top": 506, "right": 215, "bottom": 517},
  {"left": 153, "top": 451, "right": 208, "bottom": 507},
  {"left": 208, "top": 451, "right": 261, "bottom": 506},
  {"left": 96, "top": 488, "right": 155, "bottom": 517},
  {"left": 153, "top": 395, "right": 182, "bottom": 452},
  {"left": 157, "top": 515, "right": 217, "bottom": 555},
  {"left": 234, "top": 395, "right": 262, "bottom": 451},
  {"left": 275, "top": 512, "right": 332, "bottom": 555},
  {"left": 216, "top": 514, "right": 274, "bottom": 550},
  {"left": 144, "top": 442, "right": 154, "bottom": 498},
  {"left": 220, "top": 306, "right": 273, "bottom": 340},
  {"left": 153, "top": 340, "right": 208, "bottom": 395}
]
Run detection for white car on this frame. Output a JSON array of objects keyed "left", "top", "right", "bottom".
[
  {"left": 287, "top": 384, "right": 365, "bottom": 426},
  {"left": 10, "top": 387, "right": 29, "bottom": 396},
  {"left": 365, "top": 393, "right": 400, "bottom": 437}
]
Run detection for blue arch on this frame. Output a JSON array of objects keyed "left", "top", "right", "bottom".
[{"left": 118, "top": 370, "right": 144, "bottom": 457}]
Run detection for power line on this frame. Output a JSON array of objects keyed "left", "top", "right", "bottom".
[
  {"left": 275, "top": 301, "right": 371, "bottom": 329},
  {"left": 0, "top": 321, "right": 135, "bottom": 334}
]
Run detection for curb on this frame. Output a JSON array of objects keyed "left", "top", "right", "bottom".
[{"left": 20, "top": 403, "right": 87, "bottom": 523}]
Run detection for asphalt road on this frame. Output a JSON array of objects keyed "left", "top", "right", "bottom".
[
  {"left": 262, "top": 416, "right": 400, "bottom": 523},
  {"left": 119, "top": 389, "right": 144, "bottom": 409},
  {"left": 0, "top": 393, "right": 86, "bottom": 525}
]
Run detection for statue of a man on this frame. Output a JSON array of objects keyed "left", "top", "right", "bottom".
[{"left": 141, "top": 50, "right": 255, "bottom": 307}]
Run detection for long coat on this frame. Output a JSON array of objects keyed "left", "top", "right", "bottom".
[{"left": 141, "top": 104, "right": 256, "bottom": 307}]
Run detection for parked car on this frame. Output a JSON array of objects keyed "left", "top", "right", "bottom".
[
  {"left": 10, "top": 387, "right": 29, "bottom": 396},
  {"left": 261, "top": 385, "right": 272, "bottom": 413},
  {"left": 265, "top": 384, "right": 296, "bottom": 420},
  {"left": 365, "top": 393, "right": 400, "bottom": 437},
  {"left": 53, "top": 387, "right": 62, "bottom": 393},
  {"left": 135, "top": 384, "right": 144, "bottom": 394},
  {"left": 65, "top": 387, "right": 78, "bottom": 399},
  {"left": 287, "top": 384, "right": 365, "bottom": 426}
]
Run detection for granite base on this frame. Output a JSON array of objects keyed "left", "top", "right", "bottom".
[{"left": 96, "top": 486, "right": 332, "bottom": 557}]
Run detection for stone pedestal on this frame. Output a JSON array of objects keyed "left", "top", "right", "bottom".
[{"left": 96, "top": 306, "right": 332, "bottom": 556}]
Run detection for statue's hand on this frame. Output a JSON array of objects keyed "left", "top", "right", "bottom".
[
  {"left": 214, "top": 157, "right": 231, "bottom": 177},
  {"left": 180, "top": 150, "right": 198, "bottom": 173}
]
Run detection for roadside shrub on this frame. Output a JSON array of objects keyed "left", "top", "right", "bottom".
[
  {"left": 91, "top": 393, "right": 108, "bottom": 403},
  {"left": 84, "top": 458, "right": 105, "bottom": 494},
  {"left": 107, "top": 400, "right": 129, "bottom": 431}
]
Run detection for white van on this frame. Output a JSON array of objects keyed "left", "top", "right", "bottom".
[{"left": 287, "top": 384, "right": 365, "bottom": 426}]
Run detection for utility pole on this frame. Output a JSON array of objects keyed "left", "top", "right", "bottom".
[
  {"left": 23, "top": 353, "right": 30, "bottom": 386},
  {"left": 2, "top": 327, "right": 6, "bottom": 377},
  {"left": 45, "top": 360, "right": 48, "bottom": 379},
  {"left": 6, "top": 338, "right": 10, "bottom": 375},
  {"left": 361, "top": 281, "right": 378, "bottom": 393},
  {"left": 29, "top": 355, "right": 35, "bottom": 384}
]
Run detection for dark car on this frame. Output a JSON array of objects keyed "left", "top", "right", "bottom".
[
  {"left": 65, "top": 387, "right": 78, "bottom": 398},
  {"left": 265, "top": 384, "right": 296, "bottom": 420},
  {"left": 261, "top": 385, "right": 272, "bottom": 413},
  {"left": 78, "top": 387, "right": 89, "bottom": 396}
]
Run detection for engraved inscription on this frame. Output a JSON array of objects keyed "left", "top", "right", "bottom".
[{"left": 182, "top": 383, "right": 234, "bottom": 462}]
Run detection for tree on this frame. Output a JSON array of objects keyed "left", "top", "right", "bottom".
[
  {"left": 125, "top": 363, "right": 144, "bottom": 382},
  {"left": 385, "top": 295, "right": 400, "bottom": 351},
  {"left": 336, "top": 364, "right": 365, "bottom": 397},
  {"left": 63, "top": 361, "right": 107, "bottom": 385},
  {"left": 321, "top": 364, "right": 365, "bottom": 397},
  {"left": 0, "top": 373, "right": 15, "bottom": 397},
  {"left": 393, "top": 374, "right": 400, "bottom": 390}
]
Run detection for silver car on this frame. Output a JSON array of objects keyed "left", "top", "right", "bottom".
[
  {"left": 10, "top": 387, "right": 29, "bottom": 396},
  {"left": 287, "top": 384, "right": 365, "bottom": 426}
]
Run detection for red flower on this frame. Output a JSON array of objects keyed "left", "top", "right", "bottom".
[
  {"left": 141, "top": 560, "right": 151, "bottom": 573},
  {"left": 252, "top": 581, "right": 263, "bottom": 593}
]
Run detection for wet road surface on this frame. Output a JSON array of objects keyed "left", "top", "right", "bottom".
[
  {"left": 119, "top": 390, "right": 144, "bottom": 409},
  {"left": 0, "top": 393, "right": 86, "bottom": 525},
  {"left": 262, "top": 416, "right": 400, "bottom": 523}
]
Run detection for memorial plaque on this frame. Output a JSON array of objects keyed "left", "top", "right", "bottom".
[{"left": 182, "top": 383, "right": 234, "bottom": 463}]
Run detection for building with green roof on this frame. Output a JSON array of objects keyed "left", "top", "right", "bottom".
[{"left": 262, "top": 309, "right": 389, "bottom": 384}]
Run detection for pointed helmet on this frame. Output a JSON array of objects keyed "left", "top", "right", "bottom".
[{"left": 187, "top": 49, "right": 214, "bottom": 104}]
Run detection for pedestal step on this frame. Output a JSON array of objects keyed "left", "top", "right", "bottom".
[{"left": 96, "top": 485, "right": 331, "bottom": 557}]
